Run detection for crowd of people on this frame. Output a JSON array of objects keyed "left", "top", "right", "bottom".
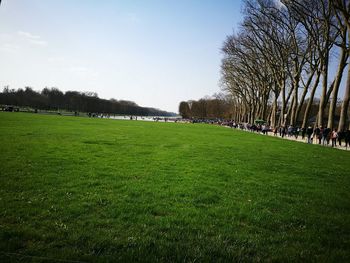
[
  {"left": 219, "top": 120, "right": 350, "bottom": 149},
  {"left": 271, "top": 125, "right": 350, "bottom": 148}
]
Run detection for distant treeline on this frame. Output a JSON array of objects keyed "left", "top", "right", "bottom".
[
  {"left": 0, "top": 86, "right": 176, "bottom": 116},
  {"left": 179, "top": 93, "right": 344, "bottom": 126},
  {"left": 179, "top": 94, "right": 232, "bottom": 119}
]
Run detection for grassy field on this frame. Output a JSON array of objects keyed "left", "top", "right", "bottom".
[{"left": 0, "top": 112, "right": 350, "bottom": 262}]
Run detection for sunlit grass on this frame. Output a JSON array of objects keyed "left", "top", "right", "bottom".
[{"left": 0, "top": 112, "right": 349, "bottom": 262}]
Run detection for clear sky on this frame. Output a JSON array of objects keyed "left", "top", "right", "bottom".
[{"left": 0, "top": 0, "right": 242, "bottom": 113}]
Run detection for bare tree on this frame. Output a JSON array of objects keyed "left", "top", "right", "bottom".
[
  {"left": 220, "top": 0, "right": 347, "bottom": 130},
  {"left": 322, "top": 0, "right": 349, "bottom": 129},
  {"left": 332, "top": 0, "right": 350, "bottom": 132}
]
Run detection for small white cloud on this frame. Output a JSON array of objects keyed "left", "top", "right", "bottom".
[
  {"left": 18, "top": 31, "right": 41, "bottom": 40},
  {"left": 17, "top": 30, "right": 48, "bottom": 47}
]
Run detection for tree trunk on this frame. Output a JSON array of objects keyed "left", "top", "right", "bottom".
[
  {"left": 296, "top": 69, "right": 316, "bottom": 126},
  {"left": 270, "top": 94, "right": 278, "bottom": 128},
  {"left": 285, "top": 96, "right": 293, "bottom": 126},
  {"left": 338, "top": 59, "right": 350, "bottom": 131},
  {"left": 327, "top": 45, "right": 348, "bottom": 130},
  {"left": 262, "top": 90, "right": 269, "bottom": 120},
  {"left": 250, "top": 102, "right": 255, "bottom": 124},
  {"left": 318, "top": 39, "right": 330, "bottom": 127},
  {"left": 302, "top": 71, "right": 321, "bottom": 128},
  {"left": 290, "top": 72, "right": 300, "bottom": 126},
  {"left": 282, "top": 86, "right": 294, "bottom": 126},
  {"left": 280, "top": 79, "right": 286, "bottom": 126},
  {"left": 256, "top": 101, "right": 261, "bottom": 119}
]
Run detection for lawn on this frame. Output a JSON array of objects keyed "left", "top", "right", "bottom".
[{"left": 0, "top": 112, "right": 349, "bottom": 262}]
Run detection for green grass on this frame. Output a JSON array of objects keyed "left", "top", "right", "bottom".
[{"left": 0, "top": 112, "right": 350, "bottom": 262}]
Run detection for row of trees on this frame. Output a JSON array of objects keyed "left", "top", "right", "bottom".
[
  {"left": 0, "top": 86, "right": 175, "bottom": 116},
  {"left": 179, "top": 93, "right": 232, "bottom": 119},
  {"left": 221, "top": 0, "right": 350, "bottom": 130},
  {"left": 178, "top": 93, "right": 342, "bottom": 124}
]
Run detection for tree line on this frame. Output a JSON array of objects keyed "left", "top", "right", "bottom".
[
  {"left": 0, "top": 86, "right": 176, "bottom": 116},
  {"left": 178, "top": 92, "right": 339, "bottom": 123},
  {"left": 219, "top": 0, "right": 350, "bottom": 130},
  {"left": 179, "top": 93, "right": 233, "bottom": 119}
]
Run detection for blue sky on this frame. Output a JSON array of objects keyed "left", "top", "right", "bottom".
[
  {"left": 0, "top": 1, "right": 345, "bottom": 113},
  {"left": 0, "top": 0, "right": 242, "bottom": 112}
]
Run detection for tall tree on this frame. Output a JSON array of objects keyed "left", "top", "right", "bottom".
[
  {"left": 325, "top": 0, "right": 349, "bottom": 129},
  {"left": 333, "top": 0, "right": 350, "bottom": 132}
]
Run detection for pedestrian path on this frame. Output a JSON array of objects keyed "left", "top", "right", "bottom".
[{"left": 230, "top": 127, "right": 350, "bottom": 151}]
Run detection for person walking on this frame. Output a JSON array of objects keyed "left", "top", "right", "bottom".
[
  {"left": 337, "top": 130, "right": 344, "bottom": 146},
  {"left": 301, "top": 127, "right": 306, "bottom": 139},
  {"left": 294, "top": 127, "right": 300, "bottom": 139},
  {"left": 326, "top": 128, "right": 331, "bottom": 146},
  {"left": 345, "top": 129, "right": 350, "bottom": 149},
  {"left": 314, "top": 126, "right": 320, "bottom": 144},
  {"left": 318, "top": 126, "right": 323, "bottom": 144},
  {"left": 306, "top": 126, "right": 314, "bottom": 144},
  {"left": 281, "top": 126, "right": 286, "bottom": 138},
  {"left": 323, "top": 127, "right": 330, "bottom": 146},
  {"left": 331, "top": 129, "right": 338, "bottom": 147}
]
